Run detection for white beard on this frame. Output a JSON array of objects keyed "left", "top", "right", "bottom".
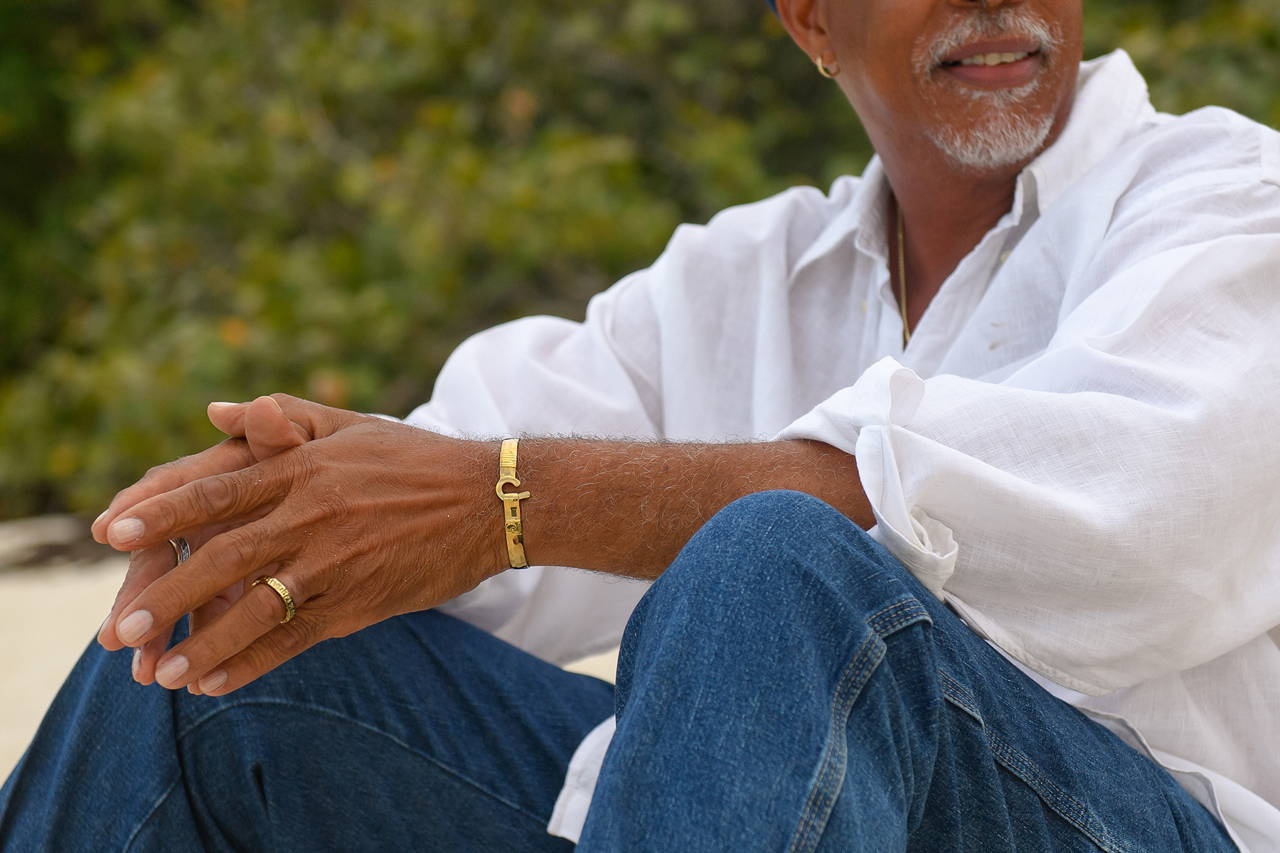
[
  {"left": 914, "top": 9, "right": 1063, "bottom": 171},
  {"left": 926, "top": 87, "right": 1057, "bottom": 171}
]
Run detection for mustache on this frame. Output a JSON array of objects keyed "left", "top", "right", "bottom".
[{"left": 917, "top": 8, "right": 1063, "bottom": 71}]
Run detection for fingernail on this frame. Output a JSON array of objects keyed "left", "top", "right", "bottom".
[
  {"left": 116, "top": 610, "right": 153, "bottom": 644},
  {"left": 108, "top": 517, "right": 145, "bottom": 544},
  {"left": 97, "top": 612, "right": 111, "bottom": 636},
  {"left": 199, "top": 670, "right": 227, "bottom": 693},
  {"left": 209, "top": 401, "right": 236, "bottom": 409},
  {"left": 155, "top": 655, "right": 189, "bottom": 687},
  {"left": 131, "top": 648, "right": 141, "bottom": 679},
  {"left": 93, "top": 509, "right": 110, "bottom": 527}
]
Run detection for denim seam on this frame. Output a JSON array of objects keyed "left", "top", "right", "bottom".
[
  {"left": 122, "top": 776, "right": 183, "bottom": 852},
  {"left": 936, "top": 668, "right": 1128, "bottom": 852},
  {"left": 868, "top": 599, "right": 931, "bottom": 637},
  {"left": 935, "top": 669, "right": 1129, "bottom": 851},
  {"left": 786, "top": 629, "right": 883, "bottom": 853},
  {"left": 937, "top": 669, "right": 983, "bottom": 724},
  {"left": 786, "top": 597, "right": 931, "bottom": 853},
  {"left": 988, "top": 732, "right": 1132, "bottom": 853},
  {"left": 174, "top": 697, "right": 553, "bottom": 828}
]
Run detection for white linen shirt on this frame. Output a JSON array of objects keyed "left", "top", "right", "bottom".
[{"left": 406, "top": 51, "right": 1280, "bottom": 850}]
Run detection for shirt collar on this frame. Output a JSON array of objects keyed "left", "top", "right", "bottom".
[
  {"left": 793, "top": 157, "right": 892, "bottom": 274},
  {"left": 794, "top": 49, "right": 1157, "bottom": 275},
  {"left": 1023, "top": 49, "right": 1157, "bottom": 215}
]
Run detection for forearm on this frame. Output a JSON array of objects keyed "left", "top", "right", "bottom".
[
  {"left": 511, "top": 438, "right": 873, "bottom": 579},
  {"left": 90, "top": 400, "right": 873, "bottom": 696}
]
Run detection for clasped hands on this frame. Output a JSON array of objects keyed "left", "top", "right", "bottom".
[{"left": 93, "top": 395, "right": 504, "bottom": 696}]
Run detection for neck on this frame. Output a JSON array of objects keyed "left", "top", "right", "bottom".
[{"left": 883, "top": 150, "right": 1020, "bottom": 311}]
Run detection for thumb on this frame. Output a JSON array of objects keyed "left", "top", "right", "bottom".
[
  {"left": 243, "top": 396, "right": 309, "bottom": 460},
  {"left": 260, "top": 393, "right": 362, "bottom": 441},
  {"left": 207, "top": 400, "right": 249, "bottom": 437}
]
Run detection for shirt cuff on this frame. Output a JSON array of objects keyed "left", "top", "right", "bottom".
[{"left": 774, "top": 356, "right": 958, "bottom": 597}]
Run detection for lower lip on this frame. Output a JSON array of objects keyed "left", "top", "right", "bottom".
[{"left": 940, "top": 54, "right": 1041, "bottom": 89}]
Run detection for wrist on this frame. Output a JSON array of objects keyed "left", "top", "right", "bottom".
[{"left": 409, "top": 432, "right": 508, "bottom": 582}]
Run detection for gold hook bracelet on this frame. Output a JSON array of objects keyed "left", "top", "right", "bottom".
[{"left": 495, "top": 438, "right": 531, "bottom": 568}]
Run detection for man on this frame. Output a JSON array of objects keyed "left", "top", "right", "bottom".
[{"left": 3, "top": 0, "right": 1278, "bottom": 849}]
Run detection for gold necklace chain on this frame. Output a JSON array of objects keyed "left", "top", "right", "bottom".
[{"left": 896, "top": 201, "right": 911, "bottom": 348}]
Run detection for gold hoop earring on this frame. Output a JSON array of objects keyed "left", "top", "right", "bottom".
[{"left": 814, "top": 55, "right": 839, "bottom": 79}]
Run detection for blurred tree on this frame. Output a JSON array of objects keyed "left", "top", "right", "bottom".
[{"left": 0, "top": 0, "right": 1276, "bottom": 518}]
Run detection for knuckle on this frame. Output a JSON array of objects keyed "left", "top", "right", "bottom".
[
  {"left": 192, "top": 475, "right": 236, "bottom": 518},
  {"left": 278, "top": 448, "right": 321, "bottom": 492},
  {"left": 292, "top": 444, "right": 320, "bottom": 476},
  {"left": 146, "top": 584, "right": 192, "bottom": 629},
  {"left": 239, "top": 620, "right": 316, "bottom": 675},
  {"left": 236, "top": 643, "right": 273, "bottom": 677},
  {"left": 143, "top": 462, "right": 172, "bottom": 482},
  {"left": 220, "top": 436, "right": 251, "bottom": 457},
  {"left": 210, "top": 527, "right": 260, "bottom": 571},
  {"left": 315, "top": 488, "right": 348, "bottom": 523},
  {"left": 285, "top": 615, "right": 322, "bottom": 649},
  {"left": 148, "top": 497, "right": 181, "bottom": 536},
  {"left": 246, "top": 582, "right": 288, "bottom": 627},
  {"left": 186, "top": 620, "right": 242, "bottom": 665}
]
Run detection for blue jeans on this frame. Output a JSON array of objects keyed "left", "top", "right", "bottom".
[{"left": 1, "top": 491, "right": 1237, "bottom": 851}]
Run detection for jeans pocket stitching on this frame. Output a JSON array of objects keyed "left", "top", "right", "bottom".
[{"left": 177, "top": 698, "right": 553, "bottom": 827}]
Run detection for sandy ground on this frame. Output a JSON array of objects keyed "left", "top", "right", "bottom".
[{"left": 0, "top": 515, "right": 617, "bottom": 782}]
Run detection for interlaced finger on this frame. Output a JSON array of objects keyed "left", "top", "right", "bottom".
[
  {"left": 98, "top": 544, "right": 178, "bottom": 652},
  {"left": 189, "top": 585, "right": 241, "bottom": 635},
  {"left": 208, "top": 397, "right": 312, "bottom": 455},
  {"left": 102, "top": 457, "right": 294, "bottom": 552},
  {"left": 132, "top": 628, "right": 175, "bottom": 685},
  {"left": 191, "top": 607, "right": 328, "bottom": 696},
  {"left": 99, "top": 518, "right": 252, "bottom": 650},
  {"left": 152, "top": 568, "right": 313, "bottom": 691},
  {"left": 109, "top": 518, "right": 296, "bottom": 649},
  {"left": 91, "top": 439, "right": 255, "bottom": 544}
]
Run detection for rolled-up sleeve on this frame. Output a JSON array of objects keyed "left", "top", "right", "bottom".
[{"left": 778, "top": 234, "right": 1280, "bottom": 696}]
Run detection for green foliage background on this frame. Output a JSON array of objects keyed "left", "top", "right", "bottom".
[{"left": 1, "top": 0, "right": 1277, "bottom": 519}]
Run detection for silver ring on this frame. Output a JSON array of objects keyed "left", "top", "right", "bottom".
[{"left": 169, "top": 537, "right": 191, "bottom": 565}]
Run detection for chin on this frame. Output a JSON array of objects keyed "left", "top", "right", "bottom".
[
  {"left": 927, "top": 109, "right": 1057, "bottom": 172},
  {"left": 921, "top": 70, "right": 1065, "bottom": 173}
]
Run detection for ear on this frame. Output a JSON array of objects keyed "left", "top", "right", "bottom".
[{"left": 775, "top": 0, "right": 832, "bottom": 69}]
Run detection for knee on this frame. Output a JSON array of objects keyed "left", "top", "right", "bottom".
[
  {"left": 61, "top": 635, "right": 149, "bottom": 721},
  {"left": 669, "top": 490, "right": 893, "bottom": 590},
  {"left": 647, "top": 490, "right": 913, "bottom": 627},
  {"left": 617, "top": 489, "right": 938, "bottom": 706},
  {"left": 702, "top": 489, "right": 845, "bottom": 542}
]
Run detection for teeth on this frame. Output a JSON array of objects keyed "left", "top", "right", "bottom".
[{"left": 958, "top": 51, "right": 1031, "bottom": 67}]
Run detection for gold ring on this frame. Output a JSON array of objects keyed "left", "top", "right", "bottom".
[
  {"left": 169, "top": 537, "right": 191, "bottom": 565},
  {"left": 251, "top": 576, "right": 297, "bottom": 624}
]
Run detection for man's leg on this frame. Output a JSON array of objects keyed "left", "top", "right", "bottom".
[
  {"left": 579, "top": 490, "right": 1237, "bottom": 852},
  {"left": 0, "top": 609, "right": 614, "bottom": 852}
]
